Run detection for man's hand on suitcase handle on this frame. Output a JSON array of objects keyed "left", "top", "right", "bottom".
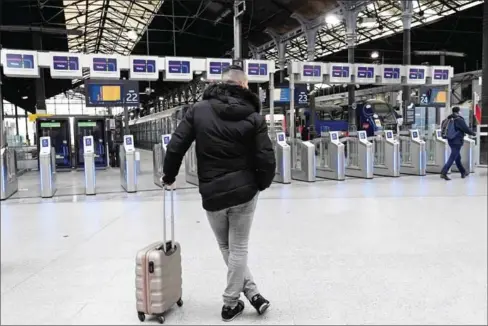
[{"left": 161, "top": 175, "right": 175, "bottom": 190}]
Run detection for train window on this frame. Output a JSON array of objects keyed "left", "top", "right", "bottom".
[{"left": 372, "top": 103, "right": 392, "bottom": 115}]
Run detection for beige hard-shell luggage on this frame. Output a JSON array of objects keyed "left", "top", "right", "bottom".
[{"left": 135, "top": 188, "right": 183, "bottom": 324}]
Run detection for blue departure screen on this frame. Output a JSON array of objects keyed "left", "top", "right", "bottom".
[
  {"left": 387, "top": 131, "right": 393, "bottom": 138},
  {"left": 125, "top": 137, "right": 133, "bottom": 145},
  {"left": 85, "top": 138, "right": 92, "bottom": 147},
  {"left": 278, "top": 134, "right": 285, "bottom": 142},
  {"left": 164, "top": 136, "right": 170, "bottom": 145},
  {"left": 412, "top": 131, "right": 418, "bottom": 138},
  {"left": 359, "top": 132, "right": 365, "bottom": 139},
  {"left": 331, "top": 133, "right": 337, "bottom": 140},
  {"left": 42, "top": 139, "right": 49, "bottom": 148}
]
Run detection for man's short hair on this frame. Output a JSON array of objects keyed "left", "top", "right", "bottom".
[
  {"left": 452, "top": 106, "right": 460, "bottom": 113},
  {"left": 222, "top": 65, "right": 247, "bottom": 84}
]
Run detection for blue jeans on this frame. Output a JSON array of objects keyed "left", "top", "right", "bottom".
[
  {"left": 441, "top": 144, "right": 466, "bottom": 175},
  {"left": 206, "top": 193, "right": 260, "bottom": 308}
]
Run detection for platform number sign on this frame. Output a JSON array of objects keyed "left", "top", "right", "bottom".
[
  {"left": 297, "top": 93, "right": 308, "bottom": 104},
  {"left": 126, "top": 92, "right": 138, "bottom": 104},
  {"left": 420, "top": 93, "right": 429, "bottom": 105}
]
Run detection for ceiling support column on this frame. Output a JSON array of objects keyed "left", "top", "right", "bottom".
[
  {"left": 401, "top": 1, "right": 414, "bottom": 125},
  {"left": 291, "top": 13, "right": 324, "bottom": 138},
  {"left": 265, "top": 29, "right": 287, "bottom": 83},
  {"left": 32, "top": 32, "right": 47, "bottom": 115},
  {"left": 344, "top": 7, "right": 359, "bottom": 128},
  {"left": 233, "top": 0, "right": 246, "bottom": 67}
]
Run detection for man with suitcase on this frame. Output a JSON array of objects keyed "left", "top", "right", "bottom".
[{"left": 163, "top": 65, "right": 276, "bottom": 321}]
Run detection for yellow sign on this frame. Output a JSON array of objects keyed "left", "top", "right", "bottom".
[{"left": 28, "top": 113, "right": 53, "bottom": 122}]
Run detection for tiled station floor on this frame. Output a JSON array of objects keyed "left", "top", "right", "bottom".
[{"left": 1, "top": 151, "right": 486, "bottom": 325}]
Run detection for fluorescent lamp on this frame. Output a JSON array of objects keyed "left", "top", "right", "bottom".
[
  {"left": 371, "top": 51, "right": 379, "bottom": 59},
  {"left": 325, "top": 14, "right": 341, "bottom": 25}
]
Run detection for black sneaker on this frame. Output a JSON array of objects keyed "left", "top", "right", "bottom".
[
  {"left": 461, "top": 172, "right": 468, "bottom": 178},
  {"left": 221, "top": 300, "right": 244, "bottom": 322},
  {"left": 440, "top": 174, "right": 451, "bottom": 181},
  {"left": 250, "top": 294, "right": 270, "bottom": 315}
]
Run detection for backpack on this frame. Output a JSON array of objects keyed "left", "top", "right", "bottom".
[{"left": 442, "top": 118, "right": 460, "bottom": 140}]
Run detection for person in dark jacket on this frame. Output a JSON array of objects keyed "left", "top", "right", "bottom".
[
  {"left": 440, "top": 106, "right": 476, "bottom": 180},
  {"left": 163, "top": 65, "right": 276, "bottom": 321}
]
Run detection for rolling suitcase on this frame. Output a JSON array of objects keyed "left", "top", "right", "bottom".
[{"left": 135, "top": 188, "right": 183, "bottom": 324}]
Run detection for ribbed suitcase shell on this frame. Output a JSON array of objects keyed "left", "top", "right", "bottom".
[
  {"left": 135, "top": 188, "right": 182, "bottom": 323},
  {"left": 135, "top": 241, "right": 182, "bottom": 316}
]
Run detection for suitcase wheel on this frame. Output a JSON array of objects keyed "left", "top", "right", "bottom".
[
  {"left": 137, "top": 312, "right": 145, "bottom": 322},
  {"left": 157, "top": 316, "right": 165, "bottom": 324},
  {"left": 177, "top": 298, "right": 183, "bottom": 307}
]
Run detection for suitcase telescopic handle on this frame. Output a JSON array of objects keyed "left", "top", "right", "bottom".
[{"left": 162, "top": 186, "right": 175, "bottom": 252}]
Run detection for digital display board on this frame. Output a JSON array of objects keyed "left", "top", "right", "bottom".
[
  {"left": 163, "top": 136, "right": 170, "bottom": 145},
  {"left": 85, "top": 138, "right": 92, "bottom": 147},
  {"left": 125, "top": 137, "right": 133, "bottom": 145},
  {"left": 412, "top": 131, "right": 418, "bottom": 138},
  {"left": 40, "top": 122, "right": 61, "bottom": 128},
  {"left": 331, "top": 133, "right": 338, "bottom": 140},
  {"left": 359, "top": 132, "right": 366, "bottom": 140},
  {"left": 386, "top": 131, "right": 393, "bottom": 139},
  {"left": 265, "top": 85, "right": 308, "bottom": 106},
  {"left": 41, "top": 139, "right": 49, "bottom": 148},
  {"left": 278, "top": 134, "right": 285, "bottom": 142},
  {"left": 78, "top": 121, "right": 97, "bottom": 127},
  {"left": 85, "top": 79, "right": 139, "bottom": 107}
]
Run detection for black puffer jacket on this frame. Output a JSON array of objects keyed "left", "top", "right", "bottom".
[{"left": 163, "top": 83, "right": 276, "bottom": 211}]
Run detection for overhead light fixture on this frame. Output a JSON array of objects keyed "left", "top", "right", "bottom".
[
  {"left": 22, "top": 96, "right": 28, "bottom": 99},
  {"left": 127, "top": 30, "right": 138, "bottom": 41},
  {"left": 370, "top": 51, "right": 379, "bottom": 59},
  {"left": 325, "top": 14, "right": 341, "bottom": 25},
  {"left": 194, "top": 70, "right": 203, "bottom": 75}
]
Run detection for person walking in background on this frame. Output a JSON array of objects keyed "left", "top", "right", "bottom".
[
  {"left": 440, "top": 106, "right": 476, "bottom": 180},
  {"left": 162, "top": 65, "right": 276, "bottom": 321}
]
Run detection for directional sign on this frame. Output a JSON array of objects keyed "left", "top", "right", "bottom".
[
  {"left": 0, "top": 49, "right": 39, "bottom": 78},
  {"left": 89, "top": 55, "right": 120, "bottom": 79},
  {"left": 164, "top": 57, "right": 193, "bottom": 81},
  {"left": 49, "top": 52, "right": 82, "bottom": 79},
  {"left": 406, "top": 65, "right": 427, "bottom": 85},
  {"left": 129, "top": 56, "right": 159, "bottom": 81},
  {"left": 299, "top": 62, "right": 323, "bottom": 83},
  {"left": 430, "top": 66, "right": 452, "bottom": 85},
  {"left": 244, "top": 59, "right": 274, "bottom": 83},
  {"left": 206, "top": 58, "right": 232, "bottom": 81},
  {"left": 354, "top": 64, "right": 376, "bottom": 84},
  {"left": 328, "top": 63, "right": 351, "bottom": 83},
  {"left": 380, "top": 65, "right": 402, "bottom": 84}
]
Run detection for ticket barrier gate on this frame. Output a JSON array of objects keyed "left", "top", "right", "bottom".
[
  {"left": 184, "top": 142, "right": 198, "bottom": 186},
  {"left": 290, "top": 138, "right": 315, "bottom": 182},
  {"left": 399, "top": 129, "right": 427, "bottom": 176},
  {"left": 0, "top": 146, "right": 19, "bottom": 200},
  {"left": 370, "top": 130, "right": 400, "bottom": 177},
  {"left": 345, "top": 131, "right": 374, "bottom": 179},
  {"left": 39, "top": 137, "right": 57, "bottom": 198},
  {"left": 154, "top": 134, "right": 171, "bottom": 187},
  {"left": 313, "top": 132, "right": 345, "bottom": 181},
  {"left": 83, "top": 136, "right": 96, "bottom": 195},
  {"left": 120, "top": 135, "right": 137, "bottom": 193},
  {"left": 274, "top": 132, "right": 291, "bottom": 184},
  {"left": 451, "top": 136, "right": 476, "bottom": 174},
  {"left": 425, "top": 129, "right": 448, "bottom": 174}
]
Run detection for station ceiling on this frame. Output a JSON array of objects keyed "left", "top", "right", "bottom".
[{"left": 0, "top": 0, "right": 484, "bottom": 113}]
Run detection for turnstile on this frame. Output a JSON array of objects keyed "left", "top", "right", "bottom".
[
  {"left": 345, "top": 130, "right": 374, "bottom": 179},
  {"left": 39, "top": 136, "right": 57, "bottom": 198},
  {"left": 0, "top": 146, "right": 19, "bottom": 200},
  {"left": 451, "top": 136, "right": 476, "bottom": 174},
  {"left": 274, "top": 132, "right": 291, "bottom": 184},
  {"left": 184, "top": 142, "right": 198, "bottom": 186},
  {"left": 120, "top": 135, "right": 137, "bottom": 193},
  {"left": 290, "top": 138, "right": 315, "bottom": 182},
  {"left": 83, "top": 136, "right": 96, "bottom": 195},
  {"left": 314, "top": 131, "right": 345, "bottom": 181},
  {"left": 426, "top": 129, "right": 448, "bottom": 174},
  {"left": 154, "top": 134, "right": 171, "bottom": 187},
  {"left": 399, "top": 129, "right": 427, "bottom": 176},
  {"left": 371, "top": 130, "right": 400, "bottom": 177}
]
